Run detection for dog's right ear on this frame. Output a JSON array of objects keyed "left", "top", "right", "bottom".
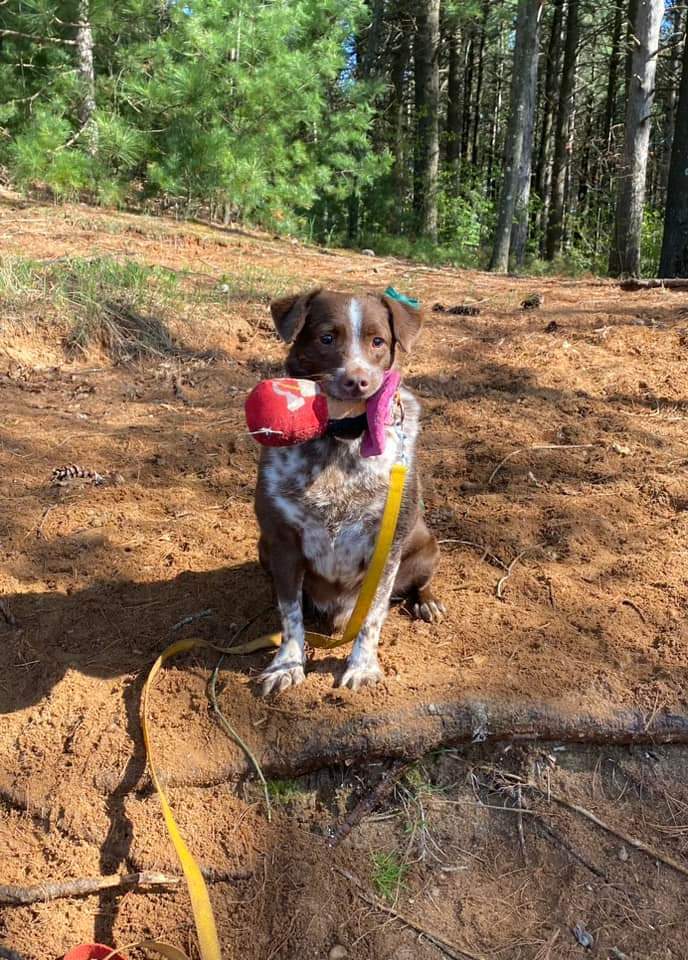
[{"left": 270, "top": 288, "right": 322, "bottom": 343}]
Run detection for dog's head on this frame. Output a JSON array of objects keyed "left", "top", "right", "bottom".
[{"left": 269, "top": 288, "right": 422, "bottom": 401}]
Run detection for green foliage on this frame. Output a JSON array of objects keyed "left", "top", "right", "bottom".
[
  {"left": 266, "top": 779, "right": 303, "bottom": 804},
  {"left": 371, "top": 852, "right": 408, "bottom": 902},
  {"left": 641, "top": 207, "right": 664, "bottom": 277}
]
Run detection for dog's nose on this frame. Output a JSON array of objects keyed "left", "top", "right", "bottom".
[{"left": 344, "top": 373, "right": 369, "bottom": 392}]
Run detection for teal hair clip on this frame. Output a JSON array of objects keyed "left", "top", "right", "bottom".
[{"left": 384, "top": 286, "right": 421, "bottom": 310}]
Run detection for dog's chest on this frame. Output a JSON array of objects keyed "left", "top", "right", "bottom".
[{"left": 300, "top": 450, "right": 389, "bottom": 582}]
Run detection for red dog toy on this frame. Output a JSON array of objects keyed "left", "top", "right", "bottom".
[{"left": 245, "top": 372, "right": 400, "bottom": 458}]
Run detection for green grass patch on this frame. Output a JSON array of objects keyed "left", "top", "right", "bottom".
[
  {"left": 266, "top": 778, "right": 304, "bottom": 804},
  {"left": 371, "top": 851, "right": 408, "bottom": 902}
]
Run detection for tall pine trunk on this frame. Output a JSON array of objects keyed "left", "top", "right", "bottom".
[
  {"left": 534, "top": 0, "right": 564, "bottom": 249},
  {"left": 470, "top": 3, "right": 489, "bottom": 168},
  {"left": 489, "top": 0, "right": 543, "bottom": 273},
  {"left": 511, "top": 3, "right": 542, "bottom": 267},
  {"left": 446, "top": 21, "right": 462, "bottom": 191},
  {"left": 609, "top": 0, "right": 664, "bottom": 277},
  {"left": 659, "top": 22, "right": 688, "bottom": 277},
  {"left": 545, "top": 0, "right": 580, "bottom": 261},
  {"left": 76, "top": 0, "right": 97, "bottom": 156},
  {"left": 413, "top": 0, "right": 440, "bottom": 242},
  {"left": 658, "top": 5, "right": 685, "bottom": 203}
]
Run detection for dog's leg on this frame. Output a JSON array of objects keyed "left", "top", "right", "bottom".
[
  {"left": 395, "top": 517, "right": 446, "bottom": 623},
  {"left": 339, "top": 551, "right": 401, "bottom": 691},
  {"left": 258, "top": 549, "right": 307, "bottom": 696}
]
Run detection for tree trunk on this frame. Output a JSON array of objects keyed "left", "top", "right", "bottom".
[
  {"left": 76, "top": 0, "right": 97, "bottom": 156},
  {"left": 659, "top": 22, "right": 688, "bottom": 277},
  {"left": 470, "top": 2, "right": 489, "bottom": 168},
  {"left": 603, "top": 2, "right": 625, "bottom": 154},
  {"left": 511, "top": 3, "right": 542, "bottom": 267},
  {"left": 534, "top": 0, "right": 564, "bottom": 249},
  {"left": 609, "top": 0, "right": 664, "bottom": 277},
  {"left": 390, "top": 33, "right": 409, "bottom": 232},
  {"left": 486, "top": 21, "right": 505, "bottom": 198},
  {"left": 545, "top": 0, "right": 580, "bottom": 261},
  {"left": 489, "top": 0, "right": 543, "bottom": 273},
  {"left": 446, "top": 21, "right": 462, "bottom": 190},
  {"left": 658, "top": 5, "right": 685, "bottom": 203},
  {"left": 460, "top": 25, "right": 474, "bottom": 163},
  {"left": 413, "top": 0, "right": 440, "bottom": 242}
]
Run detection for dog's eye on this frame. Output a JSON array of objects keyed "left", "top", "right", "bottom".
[
  {"left": 320, "top": 334, "right": 334, "bottom": 345},
  {"left": 372, "top": 337, "right": 385, "bottom": 348}
]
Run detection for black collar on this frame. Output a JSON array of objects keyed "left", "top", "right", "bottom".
[{"left": 326, "top": 412, "right": 368, "bottom": 440}]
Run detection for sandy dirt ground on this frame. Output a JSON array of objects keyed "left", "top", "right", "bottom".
[{"left": 1, "top": 196, "right": 688, "bottom": 959}]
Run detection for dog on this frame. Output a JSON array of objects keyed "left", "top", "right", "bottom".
[{"left": 254, "top": 288, "right": 444, "bottom": 695}]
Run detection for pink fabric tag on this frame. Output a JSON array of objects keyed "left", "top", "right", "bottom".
[{"left": 361, "top": 370, "right": 401, "bottom": 458}]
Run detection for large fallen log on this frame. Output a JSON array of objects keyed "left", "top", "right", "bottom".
[
  {"left": 163, "top": 698, "right": 688, "bottom": 787},
  {"left": 620, "top": 277, "right": 688, "bottom": 290}
]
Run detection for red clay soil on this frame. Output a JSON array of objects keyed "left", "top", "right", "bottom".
[{"left": 1, "top": 196, "right": 688, "bottom": 959}]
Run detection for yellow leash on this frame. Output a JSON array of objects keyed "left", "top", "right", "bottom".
[{"left": 141, "top": 462, "right": 408, "bottom": 960}]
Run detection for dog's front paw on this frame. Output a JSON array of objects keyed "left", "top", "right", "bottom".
[
  {"left": 412, "top": 590, "right": 446, "bottom": 623},
  {"left": 339, "top": 658, "right": 383, "bottom": 691},
  {"left": 257, "top": 643, "right": 305, "bottom": 696},
  {"left": 258, "top": 662, "right": 305, "bottom": 696}
]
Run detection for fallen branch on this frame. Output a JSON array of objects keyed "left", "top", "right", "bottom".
[
  {"left": 0, "top": 867, "right": 251, "bottom": 906},
  {"left": 488, "top": 444, "right": 596, "bottom": 485},
  {"left": 329, "top": 760, "right": 412, "bottom": 848},
  {"left": 335, "top": 866, "right": 486, "bottom": 960},
  {"left": 0, "top": 872, "right": 179, "bottom": 905},
  {"left": 155, "top": 700, "right": 688, "bottom": 787},
  {"left": 620, "top": 278, "right": 688, "bottom": 291},
  {"left": 496, "top": 544, "right": 545, "bottom": 599},
  {"left": 533, "top": 784, "right": 688, "bottom": 881}
]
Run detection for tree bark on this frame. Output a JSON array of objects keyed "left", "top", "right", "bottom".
[
  {"left": 489, "top": 0, "right": 543, "bottom": 273},
  {"left": 659, "top": 23, "right": 688, "bottom": 277},
  {"left": 603, "top": 2, "right": 625, "bottom": 154},
  {"left": 511, "top": 3, "right": 542, "bottom": 267},
  {"left": 413, "top": 0, "right": 440, "bottom": 242},
  {"left": 75, "top": 0, "right": 97, "bottom": 156},
  {"left": 446, "top": 20, "right": 462, "bottom": 189},
  {"left": 534, "top": 0, "right": 564, "bottom": 249},
  {"left": 658, "top": 5, "right": 685, "bottom": 203},
  {"left": 545, "top": 0, "right": 580, "bottom": 261},
  {"left": 609, "top": 0, "right": 664, "bottom": 277},
  {"left": 470, "top": 2, "right": 489, "bottom": 168}
]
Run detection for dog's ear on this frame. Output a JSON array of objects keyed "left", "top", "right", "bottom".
[
  {"left": 381, "top": 295, "right": 422, "bottom": 353},
  {"left": 270, "top": 288, "right": 322, "bottom": 343}
]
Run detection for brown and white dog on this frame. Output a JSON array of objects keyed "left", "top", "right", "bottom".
[{"left": 254, "top": 289, "right": 444, "bottom": 696}]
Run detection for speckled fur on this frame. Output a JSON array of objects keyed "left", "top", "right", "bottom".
[{"left": 254, "top": 290, "right": 443, "bottom": 695}]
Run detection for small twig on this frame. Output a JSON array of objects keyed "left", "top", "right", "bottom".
[
  {"left": 207, "top": 610, "right": 274, "bottom": 821},
  {"left": 496, "top": 544, "right": 545, "bottom": 599},
  {"left": 488, "top": 444, "right": 596, "bottom": 485},
  {"left": 0, "top": 872, "right": 180, "bottom": 905},
  {"left": 516, "top": 784, "right": 527, "bottom": 862},
  {"left": 533, "top": 817, "right": 607, "bottom": 880},
  {"left": 334, "top": 866, "right": 486, "bottom": 960},
  {"left": 0, "top": 599, "right": 17, "bottom": 627},
  {"left": 171, "top": 608, "right": 213, "bottom": 632},
  {"left": 620, "top": 598, "right": 647, "bottom": 623},
  {"left": 329, "top": 761, "right": 412, "bottom": 848},
  {"left": 506, "top": 776, "right": 688, "bottom": 881}
]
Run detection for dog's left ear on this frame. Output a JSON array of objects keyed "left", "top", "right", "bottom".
[
  {"left": 270, "top": 287, "right": 322, "bottom": 343},
  {"left": 381, "top": 295, "right": 422, "bottom": 353}
]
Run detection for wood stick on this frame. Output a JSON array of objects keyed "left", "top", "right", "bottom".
[
  {"left": 0, "top": 872, "right": 179, "bottom": 905},
  {"left": 620, "top": 278, "right": 688, "bottom": 290},
  {"left": 488, "top": 444, "right": 596, "bottom": 485},
  {"left": 0, "top": 867, "right": 251, "bottom": 906},
  {"left": 334, "top": 866, "right": 486, "bottom": 960},
  {"left": 155, "top": 701, "right": 688, "bottom": 786},
  {"left": 329, "top": 760, "right": 412, "bottom": 848}
]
